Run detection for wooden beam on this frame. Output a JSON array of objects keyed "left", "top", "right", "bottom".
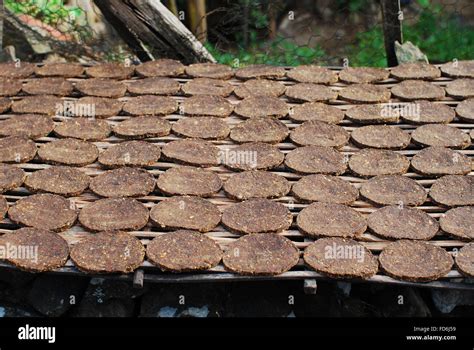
[
  {"left": 93, "top": 0, "right": 214, "bottom": 63},
  {"left": 380, "top": 0, "right": 403, "bottom": 67}
]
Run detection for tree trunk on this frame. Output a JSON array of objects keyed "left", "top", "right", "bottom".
[
  {"left": 381, "top": 0, "right": 403, "bottom": 67},
  {"left": 93, "top": 0, "right": 214, "bottom": 63}
]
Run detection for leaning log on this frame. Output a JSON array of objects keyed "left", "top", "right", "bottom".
[{"left": 93, "top": 0, "right": 215, "bottom": 63}]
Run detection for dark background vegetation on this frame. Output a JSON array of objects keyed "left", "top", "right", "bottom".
[{"left": 3, "top": 0, "right": 474, "bottom": 66}]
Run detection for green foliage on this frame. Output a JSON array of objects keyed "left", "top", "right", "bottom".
[
  {"left": 336, "top": 0, "right": 372, "bottom": 13},
  {"left": 348, "top": 7, "right": 474, "bottom": 67},
  {"left": 206, "top": 38, "right": 325, "bottom": 67},
  {"left": 5, "top": 0, "right": 90, "bottom": 41}
]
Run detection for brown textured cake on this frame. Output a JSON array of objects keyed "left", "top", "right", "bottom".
[
  {"left": 135, "top": 59, "right": 185, "bottom": 77},
  {"left": 172, "top": 116, "right": 230, "bottom": 140},
  {"left": 180, "top": 95, "right": 234, "bottom": 117},
  {"left": 351, "top": 125, "right": 411, "bottom": 149},
  {"left": 146, "top": 230, "right": 223, "bottom": 272},
  {"left": 230, "top": 117, "right": 288, "bottom": 144},
  {"left": 223, "top": 142, "right": 284, "bottom": 171},
  {"left": 304, "top": 237, "right": 378, "bottom": 279},
  {"left": 185, "top": 63, "right": 233, "bottom": 79},
  {"left": 54, "top": 118, "right": 111, "bottom": 141},
  {"left": 12, "top": 95, "right": 61, "bottom": 115},
  {"left": 290, "top": 120, "right": 349, "bottom": 148},
  {"left": 35, "top": 62, "right": 84, "bottom": 78},
  {"left": 0, "top": 97, "right": 11, "bottom": 113},
  {"left": 162, "top": 139, "right": 220, "bottom": 167},
  {"left": 221, "top": 198, "right": 292, "bottom": 234},
  {"left": 390, "top": 62, "right": 441, "bottom": 80},
  {"left": 0, "top": 165, "right": 25, "bottom": 193},
  {"left": 90, "top": 167, "right": 155, "bottom": 198},
  {"left": 429, "top": 175, "right": 474, "bottom": 207},
  {"left": 79, "top": 197, "right": 149, "bottom": 232},
  {"left": 455, "top": 243, "right": 474, "bottom": 276},
  {"left": 292, "top": 174, "right": 358, "bottom": 204},
  {"left": 75, "top": 96, "right": 123, "bottom": 118},
  {"left": 234, "top": 96, "right": 289, "bottom": 119},
  {"left": 285, "top": 146, "right": 347, "bottom": 175},
  {"left": 150, "top": 196, "right": 221, "bottom": 232},
  {"left": 0, "top": 136, "right": 37, "bottom": 163},
  {"left": 223, "top": 171, "right": 290, "bottom": 200},
  {"left": 455, "top": 98, "right": 474, "bottom": 122},
  {"left": 411, "top": 146, "right": 471, "bottom": 176},
  {"left": 367, "top": 206, "right": 439, "bottom": 240},
  {"left": 98, "top": 141, "right": 161, "bottom": 168},
  {"left": 8, "top": 193, "right": 77, "bottom": 232},
  {"left": 440, "top": 60, "right": 474, "bottom": 78},
  {"left": 22, "top": 77, "right": 73, "bottom": 96},
  {"left": 156, "top": 166, "right": 222, "bottom": 197},
  {"left": 399, "top": 100, "right": 455, "bottom": 124},
  {"left": 75, "top": 78, "right": 127, "bottom": 98},
  {"left": 0, "top": 228, "right": 69, "bottom": 272},
  {"left": 0, "top": 195, "right": 7, "bottom": 219},
  {"left": 285, "top": 83, "right": 337, "bottom": 102},
  {"left": 70, "top": 231, "right": 145, "bottom": 274},
  {"left": 235, "top": 64, "right": 286, "bottom": 80},
  {"left": 122, "top": 95, "right": 178, "bottom": 115},
  {"left": 289, "top": 102, "right": 344, "bottom": 124},
  {"left": 345, "top": 104, "right": 400, "bottom": 124},
  {"left": 0, "top": 77, "right": 22, "bottom": 96},
  {"left": 181, "top": 78, "right": 234, "bottom": 96},
  {"left": 0, "top": 114, "right": 54, "bottom": 139},
  {"left": 24, "top": 166, "right": 90, "bottom": 197},
  {"left": 222, "top": 233, "right": 299, "bottom": 276},
  {"left": 126, "top": 77, "right": 180, "bottom": 95},
  {"left": 113, "top": 116, "right": 171, "bottom": 139},
  {"left": 445, "top": 78, "right": 474, "bottom": 99},
  {"left": 339, "top": 67, "right": 389, "bottom": 84},
  {"left": 348, "top": 148, "right": 410, "bottom": 177},
  {"left": 440, "top": 206, "right": 474, "bottom": 240},
  {"left": 234, "top": 79, "right": 286, "bottom": 99},
  {"left": 360, "top": 175, "right": 427, "bottom": 206},
  {"left": 411, "top": 124, "right": 470, "bottom": 149},
  {"left": 297, "top": 202, "right": 366, "bottom": 238},
  {"left": 379, "top": 240, "right": 453, "bottom": 282},
  {"left": 391, "top": 80, "right": 445, "bottom": 100},
  {"left": 286, "top": 65, "right": 337, "bottom": 84},
  {"left": 85, "top": 62, "right": 134, "bottom": 79},
  {"left": 0, "top": 62, "right": 35, "bottom": 79},
  {"left": 38, "top": 139, "right": 98, "bottom": 166},
  {"left": 339, "top": 84, "right": 391, "bottom": 103}
]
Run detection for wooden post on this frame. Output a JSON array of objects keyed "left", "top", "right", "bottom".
[
  {"left": 0, "top": 0, "right": 3, "bottom": 56},
  {"left": 187, "top": 0, "right": 207, "bottom": 43},
  {"left": 93, "top": 0, "right": 215, "bottom": 63},
  {"left": 381, "top": 0, "right": 402, "bottom": 67}
]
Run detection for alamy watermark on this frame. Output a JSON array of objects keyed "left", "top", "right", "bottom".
[
  {"left": 324, "top": 242, "right": 365, "bottom": 263},
  {"left": 55, "top": 100, "right": 96, "bottom": 118},
  {"left": 218, "top": 149, "right": 257, "bottom": 168},
  {"left": 0, "top": 243, "right": 38, "bottom": 264},
  {"left": 380, "top": 100, "right": 420, "bottom": 119}
]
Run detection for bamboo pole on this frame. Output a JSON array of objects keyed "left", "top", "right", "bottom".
[
  {"left": 165, "top": 0, "right": 178, "bottom": 17},
  {"left": 187, "top": 0, "right": 207, "bottom": 43}
]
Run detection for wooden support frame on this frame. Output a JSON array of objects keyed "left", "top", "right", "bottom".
[{"left": 380, "top": 0, "right": 403, "bottom": 67}]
